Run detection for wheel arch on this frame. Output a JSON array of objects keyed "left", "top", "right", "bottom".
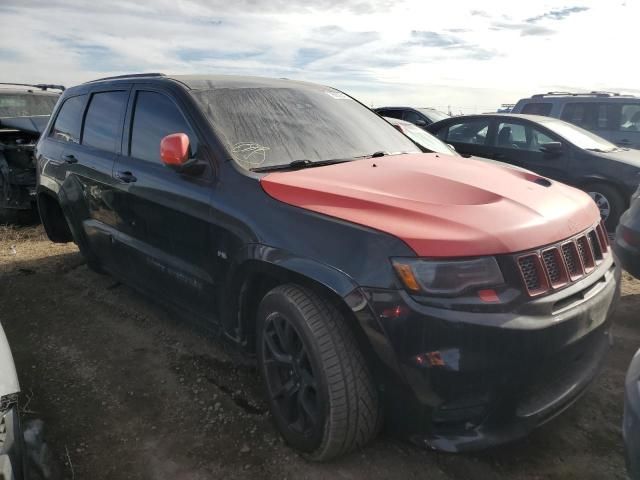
[
  {"left": 36, "top": 188, "right": 73, "bottom": 243},
  {"left": 576, "top": 176, "right": 629, "bottom": 207},
  {"left": 222, "top": 251, "right": 379, "bottom": 370}
]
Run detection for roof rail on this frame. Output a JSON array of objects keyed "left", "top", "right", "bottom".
[
  {"left": 0, "top": 82, "right": 65, "bottom": 92},
  {"left": 85, "top": 73, "right": 166, "bottom": 83},
  {"left": 531, "top": 90, "right": 635, "bottom": 99}
]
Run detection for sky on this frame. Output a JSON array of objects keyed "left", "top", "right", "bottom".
[{"left": 1, "top": 0, "right": 637, "bottom": 113}]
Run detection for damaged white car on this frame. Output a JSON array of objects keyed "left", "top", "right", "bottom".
[{"left": 0, "top": 322, "right": 23, "bottom": 480}]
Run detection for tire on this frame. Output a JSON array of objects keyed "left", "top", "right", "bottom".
[
  {"left": 257, "top": 284, "right": 380, "bottom": 461},
  {"left": 583, "top": 183, "right": 625, "bottom": 232}
]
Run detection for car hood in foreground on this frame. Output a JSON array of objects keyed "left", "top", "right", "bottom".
[
  {"left": 261, "top": 153, "right": 600, "bottom": 257},
  {"left": 0, "top": 323, "right": 19, "bottom": 398}
]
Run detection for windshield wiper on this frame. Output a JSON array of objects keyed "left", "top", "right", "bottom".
[
  {"left": 251, "top": 158, "right": 351, "bottom": 173},
  {"left": 585, "top": 148, "right": 617, "bottom": 153}
]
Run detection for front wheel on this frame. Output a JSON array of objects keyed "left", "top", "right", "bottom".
[
  {"left": 584, "top": 183, "right": 625, "bottom": 232},
  {"left": 257, "top": 284, "right": 380, "bottom": 461}
]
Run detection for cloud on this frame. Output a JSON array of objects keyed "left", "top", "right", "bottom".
[
  {"left": 408, "top": 31, "right": 499, "bottom": 60},
  {"left": 526, "top": 6, "right": 589, "bottom": 23},
  {"left": 491, "top": 21, "right": 556, "bottom": 36}
]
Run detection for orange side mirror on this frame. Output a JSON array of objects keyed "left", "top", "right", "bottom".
[{"left": 160, "top": 133, "right": 190, "bottom": 167}]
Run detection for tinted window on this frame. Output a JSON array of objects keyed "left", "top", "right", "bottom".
[
  {"left": 50, "top": 95, "right": 86, "bottom": 143},
  {"left": 380, "top": 109, "right": 403, "bottom": 120},
  {"left": 521, "top": 103, "right": 552, "bottom": 116},
  {"left": 404, "top": 110, "right": 426, "bottom": 125},
  {"left": 0, "top": 93, "right": 58, "bottom": 117},
  {"left": 496, "top": 122, "right": 558, "bottom": 152},
  {"left": 620, "top": 104, "right": 640, "bottom": 132},
  {"left": 445, "top": 119, "right": 490, "bottom": 145},
  {"left": 417, "top": 108, "right": 449, "bottom": 122},
  {"left": 82, "top": 91, "right": 128, "bottom": 153},
  {"left": 130, "top": 91, "right": 196, "bottom": 164},
  {"left": 191, "top": 88, "right": 418, "bottom": 169},
  {"left": 560, "top": 102, "right": 614, "bottom": 130}
]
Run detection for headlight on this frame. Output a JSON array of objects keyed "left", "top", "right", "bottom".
[{"left": 391, "top": 257, "right": 504, "bottom": 296}]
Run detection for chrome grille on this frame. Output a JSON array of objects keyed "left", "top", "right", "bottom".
[{"left": 516, "top": 224, "right": 608, "bottom": 297}]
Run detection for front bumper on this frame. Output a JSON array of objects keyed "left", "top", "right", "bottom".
[
  {"left": 354, "top": 258, "right": 620, "bottom": 452},
  {"left": 0, "top": 405, "right": 24, "bottom": 480},
  {"left": 624, "top": 350, "right": 640, "bottom": 480}
]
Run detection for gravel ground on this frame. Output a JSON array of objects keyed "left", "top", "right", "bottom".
[{"left": 0, "top": 224, "right": 638, "bottom": 479}]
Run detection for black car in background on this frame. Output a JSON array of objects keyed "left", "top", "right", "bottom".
[
  {"left": 427, "top": 113, "right": 640, "bottom": 230},
  {"left": 0, "top": 83, "right": 62, "bottom": 223},
  {"left": 374, "top": 106, "right": 449, "bottom": 128}
]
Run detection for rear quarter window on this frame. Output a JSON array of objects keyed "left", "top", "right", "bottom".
[
  {"left": 520, "top": 103, "right": 552, "bottom": 116},
  {"left": 50, "top": 95, "right": 87, "bottom": 143}
]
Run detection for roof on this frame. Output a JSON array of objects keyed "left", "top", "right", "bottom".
[{"left": 83, "top": 73, "right": 333, "bottom": 92}]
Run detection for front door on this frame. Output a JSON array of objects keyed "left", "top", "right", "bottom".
[
  {"left": 112, "top": 87, "right": 216, "bottom": 318},
  {"left": 489, "top": 119, "right": 570, "bottom": 184}
]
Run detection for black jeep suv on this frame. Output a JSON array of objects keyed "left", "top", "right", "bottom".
[{"left": 36, "top": 74, "right": 620, "bottom": 461}]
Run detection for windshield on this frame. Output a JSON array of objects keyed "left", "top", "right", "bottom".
[
  {"left": 0, "top": 93, "right": 58, "bottom": 117},
  {"left": 191, "top": 86, "right": 419, "bottom": 169},
  {"left": 540, "top": 118, "right": 619, "bottom": 152},
  {"left": 418, "top": 108, "right": 449, "bottom": 122},
  {"left": 398, "top": 122, "right": 457, "bottom": 155}
]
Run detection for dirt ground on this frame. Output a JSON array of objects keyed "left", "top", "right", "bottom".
[{"left": 0, "top": 224, "right": 638, "bottom": 480}]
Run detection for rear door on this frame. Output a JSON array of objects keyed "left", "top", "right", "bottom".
[
  {"left": 608, "top": 103, "right": 640, "bottom": 149},
  {"left": 489, "top": 119, "right": 570, "bottom": 183},
  {"left": 434, "top": 117, "right": 495, "bottom": 158},
  {"left": 112, "top": 86, "right": 216, "bottom": 317},
  {"left": 44, "top": 88, "right": 131, "bottom": 273}
]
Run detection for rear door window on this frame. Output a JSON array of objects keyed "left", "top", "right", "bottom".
[
  {"left": 129, "top": 91, "right": 196, "bottom": 164},
  {"left": 445, "top": 119, "right": 491, "bottom": 145},
  {"left": 560, "top": 102, "right": 615, "bottom": 130},
  {"left": 82, "top": 91, "right": 128, "bottom": 153},
  {"left": 380, "top": 109, "right": 403, "bottom": 120},
  {"left": 50, "top": 95, "right": 86, "bottom": 143},
  {"left": 620, "top": 104, "right": 640, "bottom": 132},
  {"left": 520, "top": 103, "right": 552, "bottom": 116}
]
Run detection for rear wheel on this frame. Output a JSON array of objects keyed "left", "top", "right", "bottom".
[
  {"left": 257, "top": 284, "right": 380, "bottom": 461},
  {"left": 584, "top": 183, "right": 624, "bottom": 232}
]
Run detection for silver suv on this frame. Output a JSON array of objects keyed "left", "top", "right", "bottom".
[{"left": 512, "top": 92, "right": 640, "bottom": 150}]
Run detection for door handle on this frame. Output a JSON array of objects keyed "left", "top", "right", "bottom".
[
  {"left": 115, "top": 171, "right": 137, "bottom": 183},
  {"left": 63, "top": 154, "right": 78, "bottom": 164},
  {"left": 619, "top": 139, "right": 632, "bottom": 145}
]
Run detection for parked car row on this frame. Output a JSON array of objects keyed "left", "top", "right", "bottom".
[{"left": 30, "top": 73, "right": 623, "bottom": 463}]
